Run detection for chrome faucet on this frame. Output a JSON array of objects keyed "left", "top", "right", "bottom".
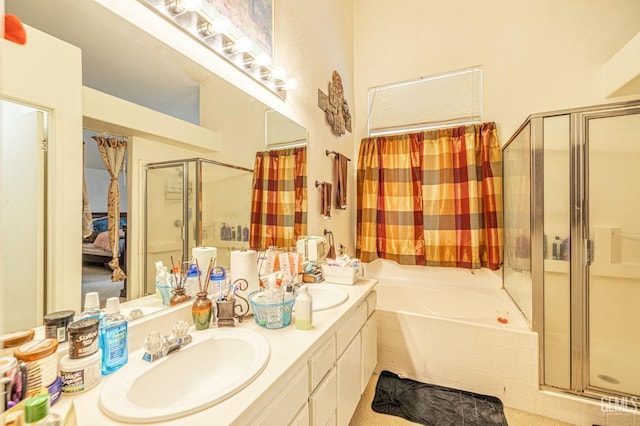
[{"left": 142, "top": 320, "right": 193, "bottom": 362}]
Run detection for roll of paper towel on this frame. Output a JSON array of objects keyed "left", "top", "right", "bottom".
[
  {"left": 230, "top": 250, "right": 260, "bottom": 309},
  {"left": 192, "top": 247, "right": 217, "bottom": 275}
]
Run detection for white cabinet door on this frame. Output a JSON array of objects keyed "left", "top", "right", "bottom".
[
  {"left": 290, "top": 403, "right": 310, "bottom": 426},
  {"left": 361, "top": 313, "right": 377, "bottom": 393},
  {"left": 336, "top": 333, "right": 362, "bottom": 426},
  {"left": 309, "top": 367, "right": 337, "bottom": 426}
]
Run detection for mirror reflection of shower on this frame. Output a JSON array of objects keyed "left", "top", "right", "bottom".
[{"left": 0, "top": 99, "right": 48, "bottom": 333}]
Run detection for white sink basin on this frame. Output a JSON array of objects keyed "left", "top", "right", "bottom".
[
  {"left": 303, "top": 284, "right": 349, "bottom": 311},
  {"left": 99, "top": 328, "right": 270, "bottom": 423}
]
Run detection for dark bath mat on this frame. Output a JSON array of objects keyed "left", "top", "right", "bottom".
[{"left": 371, "top": 370, "right": 508, "bottom": 426}]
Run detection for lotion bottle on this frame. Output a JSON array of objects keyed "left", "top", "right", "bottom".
[
  {"left": 295, "top": 286, "right": 313, "bottom": 330},
  {"left": 99, "top": 297, "right": 128, "bottom": 376}
]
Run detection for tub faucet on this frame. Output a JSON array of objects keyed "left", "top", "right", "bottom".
[{"left": 142, "top": 320, "right": 193, "bottom": 362}]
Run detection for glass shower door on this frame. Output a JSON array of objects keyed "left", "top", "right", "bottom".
[
  {"left": 145, "top": 164, "right": 187, "bottom": 295},
  {"left": 586, "top": 109, "right": 640, "bottom": 397}
]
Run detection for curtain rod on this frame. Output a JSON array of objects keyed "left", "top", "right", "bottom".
[
  {"left": 325, "top": 150, "right": 351, "bottom": 161},
  {"left": 265, "top": 140, "right": 308, "bottom": 151}
]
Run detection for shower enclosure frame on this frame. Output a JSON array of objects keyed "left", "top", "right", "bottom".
[
  {"left": 502, "top": 99, "right": 640, "bottom": 402},
  {"left": 143, "top": 158, "right": 253, "bottom": 295}
]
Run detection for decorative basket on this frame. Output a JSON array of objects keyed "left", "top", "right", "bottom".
[
  {"left": 248, "top": 291, "right": 297, "bottom": 329},
  {"left": 321, "top": 264, "right": 364, "bottom": 285}
]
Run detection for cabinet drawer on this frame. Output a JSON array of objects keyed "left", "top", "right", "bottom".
[
  {"left": 366, "top": 290, "right": 377, "bottom": 317},
  {"left": 254, "top": 365, "right": 309, "bottom": 425},
  {"left": 309, "top": 367, "right": 337, "bottom": 426},
  {"left": 309, "top": 336, "right": 336, "bottom": 392},
  {"left": 336, "top": 303, "right": 367, "bottom": 357}
]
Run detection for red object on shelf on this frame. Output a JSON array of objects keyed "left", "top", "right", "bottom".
[
  {"left": 497, "top": 317, "right": 509, "bottom": 324},
  {"left": 4, "top": 14, "right": 27, "bottom": 45}
]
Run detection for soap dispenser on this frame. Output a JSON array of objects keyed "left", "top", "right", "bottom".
[{"left": 295, "top": 286, "right": 313, "bottom": 330}]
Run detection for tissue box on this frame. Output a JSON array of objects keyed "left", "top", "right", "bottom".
[{"left": 321, "top": 264, "right": 363, "bottom": 285}]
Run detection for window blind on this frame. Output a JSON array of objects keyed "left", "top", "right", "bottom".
[{"left": 367, "top": 66, "right": 482, "bottom": 136}]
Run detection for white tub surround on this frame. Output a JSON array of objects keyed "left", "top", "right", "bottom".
[
  {"left": 49, "top": 280, "right": 377, "bottom": 425},
  {"left": 367, "top": 259, "right": 640, "bottom": 425}
]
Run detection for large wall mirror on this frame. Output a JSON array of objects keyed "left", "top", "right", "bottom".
[{"left": 4, "top": 0, "right": 308, "bottom": 332}]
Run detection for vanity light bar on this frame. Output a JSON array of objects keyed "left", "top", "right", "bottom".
[{"left": 140, "top": 0, "right": 295, "bottom": 100}]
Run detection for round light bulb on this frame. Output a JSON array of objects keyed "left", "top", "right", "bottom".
[
  {"left": 271, "top": 67, "right": 286, "bottom": 81},
  {"left": 181, "top": 0, "right": 202, "bottom": 11},
  {"left": 285, "top": 77, "right": 299, "bottom": 90},
  {"left": 235, "top": 36, "right": 252, "bottom": 53},
  {"left": 211, "top": 15, "right": 231, "bottom": 33},
  {"left": 255, "top": 52, "right": 272, "bottom": 67}
]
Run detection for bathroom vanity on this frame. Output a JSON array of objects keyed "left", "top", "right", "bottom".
[{"left": 49, "top": 279, "right": 377, "bottom": 425}]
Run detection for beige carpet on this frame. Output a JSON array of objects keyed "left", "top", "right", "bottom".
[
  {"left": 350, "top": 372, "right": 573, "bottom": 426},
  {"left": 82, "top": 263, "right": 125, "bottom": 308}
]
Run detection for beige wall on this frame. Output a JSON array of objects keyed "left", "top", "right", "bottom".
[
  {"left": 271, "top": 0, "right": 356, "bottom": 253},
  {"left": 352, "top": 0, "right": 640, "bottom": 145},
  {"left": 1, "top": 26, "right": 83, "bottom": 318}
]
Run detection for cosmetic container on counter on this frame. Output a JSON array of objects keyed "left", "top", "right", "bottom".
[
  {"left": 42, "top": 310, "right": 75, "bottom": 343},
  {"left": 13, "top": 338, "right": 59, "bottom": 396},
  {"left": 23, "top": 393, "right": 60, "bottom": 425},
  {"left": 0, "top": 329, "right": 35, "bottom": 357}
]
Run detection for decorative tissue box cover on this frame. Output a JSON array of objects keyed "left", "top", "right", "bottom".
[{"left": 321, "top": 264, "right": 364, "bottom": 285}]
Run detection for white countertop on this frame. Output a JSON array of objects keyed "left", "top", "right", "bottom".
[{"left": 51, "top": 279, "right": 377, "bottom": 425}]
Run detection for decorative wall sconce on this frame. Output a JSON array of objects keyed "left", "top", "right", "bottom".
[
  {"left": 140, "top": 0, "right": 297, "bottom": 100},
  {"left": 318, "top": 71, "right": 352, "bottom": 136}
]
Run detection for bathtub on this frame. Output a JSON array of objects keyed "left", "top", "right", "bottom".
[
  {"left": 376, "top": 279, "right": 529, "bottom": 329},
  {"left": 368, "top": 260, "right": 540, "bottom": 413}
]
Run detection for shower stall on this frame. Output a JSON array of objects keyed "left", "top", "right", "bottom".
[
  {"left": 144, "top": 158, "right": 253, "bottom": 296},
  {"left": 502, "top": 100, "right": 640, "bottom": 401}
]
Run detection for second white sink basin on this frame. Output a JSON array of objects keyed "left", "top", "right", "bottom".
[
  {"left": 303, "top": 284, "right": 349, "bottom": 311},
  {"left": 99, "top": 328, "right": 270, "bottom": 423}
]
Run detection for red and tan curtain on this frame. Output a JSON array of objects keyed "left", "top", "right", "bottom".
[
  {"left": 357, "top": 122, "right": 503, "bottom": 270},
  {"left": 356, "top": 133, "right": 426, "bottom": 265},
  {"left": 250, "top": 147, "right": 307, "bottom": 250},
  {"left": 93, "top": 135, "right": 127, "bottom": 281}
]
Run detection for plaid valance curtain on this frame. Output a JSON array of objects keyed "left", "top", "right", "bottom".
[
  {"left": 356, "top": 122, "right": 503, "bottom": 270},
  {"left": 250, "top": 147, "right": 307, "bottom": 250}
]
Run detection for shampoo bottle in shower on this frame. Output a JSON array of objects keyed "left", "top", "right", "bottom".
[
  {"left": 552, "top": 236, "right": 562, "bottom": 260},
  {"left": 99, "top": 297, "right": 128, "bottom": 376}
]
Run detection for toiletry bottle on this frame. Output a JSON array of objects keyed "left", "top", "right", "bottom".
[
  {"left": 80, "top": 292, "right": 105, "bottom": 326},
  {"left": 184, "top": 263, "right": 200, "bottom": 299},
  {"left": 209, "top": 266, "right": 226, "bottom": 300},
  {"left": 99, "top": 297, "right": 128, "bottom": 376},
  {"left": 295, "top": 286, "right": 312, "bottom": 330},
  {"left": 562, "top": 238, "right": 570, "bottom": 261},
  {"left": 24, "top": 394, "right": 61, "bottom": 425},
  {"left": 553, "top": 236, "right": 562, "bottom": 260},
  {"left": 154, "top": 261, "right": 164, "bottom": 300}
]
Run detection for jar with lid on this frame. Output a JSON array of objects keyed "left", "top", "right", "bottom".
[
  {"left": 42, "top": 310, "right": 75, "bottom": 343},
  {"left": 13, "top": 338, "right": 59, "bottom": 396},
  {"left": 0, "top": 329, "right": 34, "bottom": 357}
]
